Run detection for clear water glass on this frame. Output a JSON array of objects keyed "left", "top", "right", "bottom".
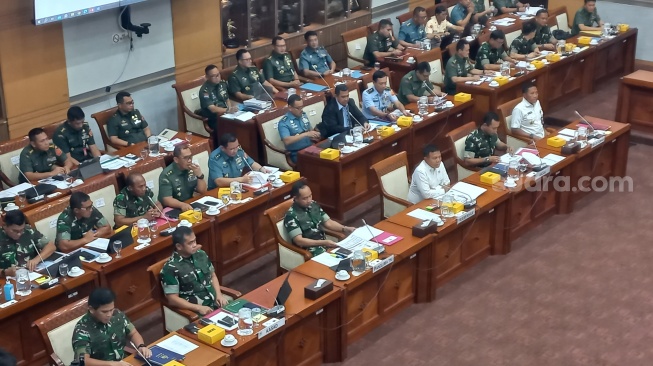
[
  {"left": 17, "top": 192, "right": 26, "bottom": 208},
  {"left": 15, "top": 267, "right": 32, "bottom": 296},
  {"left": 237, "top": 308, "right": 254, "bottom": 336},
  {"left": 338, "top": 142, "right": 345, "bottom": 150},
  {"left": 251, "top": 307, "right": 262, "bottom": 328},
  {"left": 352, "top": 250, "right": 366, "bottom": 273},
  {"left": 185, "top": 132, "right": 192, "bottom": 143},
  {"left": 193, "top": 208, "right": 202, "bottom": 221},
  {"left": 59, "top": 263, "right": 68, "bottom": 277},
  {"left": 374, "top": 62, "right": 380, "bottom": 70},
  {"left": 519, "top": 162, "right": 528, "bottom": 177},
  {"left": 140, "top": 148, "right": 148, "bottom": 160},
  {"left": 577, "top": 126, "right": 588, "bottom": 144},
  {"left": 113, "top": 240, "right": 123, "bottom": 258},
  {"left": 221, "top": 194, "right": 231, "bottom": 210},
  {"left": 149, "top": 221, "right": 158, "bottom": 239},
  {"left": 508, "top": 160, "right": 520, "bottom": 181}
]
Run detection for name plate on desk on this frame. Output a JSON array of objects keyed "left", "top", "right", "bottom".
[
  {"left": 589, "top": 136, "right": 605, "bottom": 148},
  {"left": 371, "top": 255, "right": 395, "bottom": 273},
  {"left": 456, "top": 208, "right": 475, "bottom": 225},
  {"left": 534, "top": 166, "right": 551, "bottom": 180},
  {"left": 258, "top": 317, "right": 286, "bottom": 339},
  {"left": 0, "top": 300, "right": 17, "bottom": 308}
]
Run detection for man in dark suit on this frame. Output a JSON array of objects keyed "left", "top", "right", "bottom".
[{"left": 317, "top": 84, "right": 369, "bottom": 137}]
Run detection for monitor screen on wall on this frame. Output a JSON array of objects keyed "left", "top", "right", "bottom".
[{"left": 34, "top": 0, "right": 147, "bottom": 25}]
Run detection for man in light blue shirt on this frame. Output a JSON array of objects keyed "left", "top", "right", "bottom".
[
  {"left": 451, "top": 0, "right": 477, "bottom": 28},
  {"left": 298, "top": 31, "right": 336, "bottom": 79},
  {"left": 278, "top": 95, "right": 320, "bottom": 163},
  {"left": 361, "top": 70, "right": 409, "bottom": 121},
  {"left": 208, "top": 133, "right": 268, "bottom": 189},
  {"left": 398, "top": 7, "right": 429, "bottom": 48}
]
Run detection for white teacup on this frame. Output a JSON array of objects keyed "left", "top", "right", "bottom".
[
  {"left": 179, "top": 220, "right": 191, "bottom": 227},
  {"left": 69, "top": 266, "right": 82, "bottom": 274},
  {"left": 5, "top": 203, "right": 17, "bottom": 211},
  {"left": 407, "top": 57, "right": 415, "bottom": 63},
  {"left": 224, "top": 334, "right": 236, "bottom": 343},
  {"left": 207, "top": 207, "right": 219, "bottom": 215},
  {"left": 99, "top": 253, "right": 110, "bottom": 260},
  {"left": 337, "top": 270, "right": 348, "bottom": 277}
]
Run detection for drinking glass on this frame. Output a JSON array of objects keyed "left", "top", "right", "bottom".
[
  {"left": 577, "top": 126, "right": 588, "bottom": 145},
  {"left": 15, "top": 267, "right": 32, "bottom": 296},
  {"left": 65, "top": 174, "right": 74, "bottom": 187},
  {"left": 251, "top": 307, "right": 262, "bottom": 329},
  {"left": 149, "top": 220, "right": 158, "bottom": 239},
  {"left": 58, "top": 263, "right": 69, "bottom": 277},
  {"left": 193, "top": 208, "right": 202, "bottom": 222},
  {"left": 221, "top": 194, "right": 231, "bottom": 209},
  {"left": 267, "top": 175, "right": 276, "bottom": 187},
  {"left": 508, "top": 160, "right": 520, "bottom": 181},
  {"left": 338, "top": 142, "right": 345, "bottom": 151},
  {"left": 17, "top": 192, "right": 26, "bottom": 208},
  {"left": 148, "top": 136, "right": 160, "bottom": 156},
  {"left": 140, "top": 148, "right": 148, "bottom": 160},
  {"left": 352, "top": 250, "right": 366, "bottom": 273},
  {"left": 237, "top": 308, "right": 254, "bottom": 336},
  {"left": 113, "top": 240, "right": 123, "bottom": 258},
  {"left": 137, "top": 219, "right": 150, "bottom": 243},
  {"left": 519, "top": 162, "right": 528, "bottom": 177},
  {"left": 185, "top": 132, "right": 193, "bottom": 143},
  {"left": 374, "top": 62, "right": 380, "bottom": 70}
]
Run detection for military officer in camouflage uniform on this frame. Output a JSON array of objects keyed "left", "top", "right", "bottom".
[
  {"left": 53, "top": 106, "right": 101, "bottom": 165},
  {"left": 284, "top": 181, "right": 355, "bottom": 258},
  {"left": 397, "top": 62, "right": 445, "bottom": 104},
  {"left": 444, "top": 40, "right": 485, "bottom": 94},
  {"left": 279, "top": 95, "right": 320, "bottom": 163},
  {"left": 106, "top": 91, "right": 152, "bottom": 148},
  {"left": 199, "top": 64, "right": 232, "bottom": 132},
  {"left": 510, "top": 21, "right": 540, "bottom": 60},
  {"left": 361, "top": 70, "right": 409, "bottom": 121},
  {"left": 493, "top": 0, "right": 527, "bottom": 15},
  {"left": 56, "top": 191, "right": 112, "bottom": 252},
  {"left": 160, "top": 226, "right": 230, "bottom": 315},
  {"left": 72, "top": 287, "right": 151, "bottom": 363},
  {"left": 19, "top": 127, "right": 72, "bottom": 183},
  {"left": 208, "top": 133, "right": 268, "bottom": 190},
  {"left": 299, "top": 31, "right": 336, "bottom": 78},
  {"left": 228, "top": 49, "right": 279, "bottom": 101},
  {"left": 113, "top": 173, "right": 162, "bottom": 229},
  {"left": 463, "top": 112, "right": 512, "bottom": 168},
  {"left": 0, "top": 210, "right": 55, "bottom": 277},
  {"left": 398, "top": 7, "right": 429, "bottom": 48},
  {"left": 263, "top": 36, "right": 302, "bottom": 90},
  {"left": 363, "top": 19, "right": 404, "bottom": 67},
  {"left": 475, "top": 30, "right": 516, "bottom": 71},
  {"left": 472, "top": 0, "right": 496, "bottom": 18},
  {"left": 159, "top": 144, "right": 207, "bottom": 212},
  {"left": 533, "top": 9, "right": 557, "bottom": 51},
  {"left": 571, "top": 0, "right": 603, "bottom": 36}
]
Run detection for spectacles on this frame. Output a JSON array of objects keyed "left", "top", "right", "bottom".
[
  {"left": 79, "top": 205, "right": 94, "bottom": 211},
  {"left": 179, "top": 155, "right": 193, "bottom": 162},
  {"left": 209, "top": 74, "right": 220, "bottom": 78},
  {"left": 122, "top": 101, "right": 135, "bottom": 105}
]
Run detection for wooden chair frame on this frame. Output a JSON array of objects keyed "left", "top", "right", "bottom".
[
  {"left": 91, "top": 106, "right": 120, "bottom": 152},
  {"left": 446, "top": 121, "right": 481, "bottom": 181},
  {"left": 256, "top": 106, "right": 295, "bottom": 170},
  {"left": 497, "top": 97, "right": 558, "bottom": 145},
  {"left": 0, "top": 135, "right": 30, "bottom": 188},
  {"left": 370, "top": 151, "right": 412, "bottom": 219},
  {"left": 342, "top": 26, "right": 370, "bottom": 67},
  {"left": 171, "top": 76, "right": 212, "bottom": 136}
]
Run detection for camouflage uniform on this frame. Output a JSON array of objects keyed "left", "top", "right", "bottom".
[
  {"left": 534, "top": 24, "right": 555, "bottom": 46},
  {"left": 493, "top": 0, "right": 518, "bottom": 15},
  {"left": 72, "top": 310, "right": 135, "bottom": 361},
  {"left": 18, "top": 144, "right": 67, "bottom": 183},
  {"left": 284, "top": 202, "right": 331, "bottom": 257},
  {"left": 56, "top": 206, "right": 109, "bottom": 248},
  {"left": 160, "top": 249, "right": 217, "bottom": 309},
  {"left": 52, "top": 121, "right": 97, "bottom": 163},
  {"left": 475, "top": 42, "right": 508, "bottom": 70},
  {"left": 363, "top": 32, "right": 400, "bottom": 67},
  {"left": 398, "top": 19, "right": 426, "bottom": 44},
  {"left": 262, "top": 52, "right": 297, "bottom": 83},
  {"left": 510, "top": 35, "right": 537, "bottom": 55},
  {"left": 227, "top": 65, "right": 265, "bottom": 98},
  {"left": 463, "top": 127, "right": 499, "bottom": 167},
  {"left": 0, "top": 225, "right": 49, "bottom": 269},
  {"left": 278, "top": 111, "right": 312, "bottom": 163},
  {"left": 158, "top": 162, "right": 198, "bottom": 203},
  {"left": 571, "top": 7, "right": 601, "bottom": 36},
  {"left": 207, "top": 148, "right": 254, "bottom": 190},
  {"left": 106, "top": 109, "right": 149, "bottom": 145},
  {"left": 113, "top": 186, "right": 155, "bottom": 226},
  {"left": 444, "top": 54, "right": 473, "bottom": 94},
  {"left": 397, "top": 70, "right": 434, "bottom": 105},
  {"left": 198, "top": 80, "right": 229, "bottom": 130},
  {"left": 472, "top": 0, "right": 486, "bottom": 13}
]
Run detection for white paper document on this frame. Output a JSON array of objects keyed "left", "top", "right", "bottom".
[
  {"left": 558, "top": 128, "right": 577, "bottom": 137},
  {"left": 407, "top": 209, "right": 441, "bottom": 221},
  {"left": 448, "top": 182, "right": 487, "bottom": 200},
  {"left": 85, "top": 238, "right": 110, "bottom": 251},
  {"left": 311, "top": 252, "right": 342, "bottom": 267},
  {"left": 156, "top": 334, "right": 198, "bottom": 355},
  {"left": 351, "top": 225, "right": 383, "bottom": 241},
  {"left": 192, "top": 196, "right": 226, "bottom": 209},
  {"left": 0, "top": 182, "right": 34, "bottom": 198},
  {"left": 38, "top": 178, "right": 71, "bottom": 189},
  {"left": 542, "top": 153, "right": 565, "bottom": 166}
]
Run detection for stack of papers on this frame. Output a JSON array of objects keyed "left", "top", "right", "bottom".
[
  {"left": 156, "top": 335, "right": 198, "bottom": 355},
  {"left": 492, "top": 18, "right": 516, "bottom": 26},
  {"left": 542, "top": 153, "right": 565, "bottom": 166},
  {"left": 448, "top": 182, "right": 487, "bottom": 200},
  {"left": 101, "top": 158, "right": 128, "bottom": 170},
  {"left": 0, "top": 183, "right": 34, "bottom": 199},
  {"left": 407, "top": 209, "right": 441, "bottom": 221},
  {"left": 222, "top": 110, "right": 256, "bottom": 121}
]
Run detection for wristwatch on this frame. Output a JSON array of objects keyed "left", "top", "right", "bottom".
[
  {"left": 485, "top": 157, "right": 490, "bottom": 163},
  {"left": 137, "top": 344, "right": 146, "bottom": 349},
  {"left": 196, "top": 174, "right": 205, "bottom": 180}
]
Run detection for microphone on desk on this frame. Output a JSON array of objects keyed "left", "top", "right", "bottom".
[
  {"left": 574, "top": 110, "right": 599, "bottom": 138},
  {"left": 529, "top": 140, "right": 547, "bottom": 172},
  {"left": 130, "top": 341, "right": 153, "bottom": 366},
  {"left": 31, "top": 241, "right": 60, "bottom": 289},
  {"left": 361, "top": 219, "right": 385, "bottom": 254},
  {"left": 14, "top": 164, "right": 45, "bottom": 203},
  {"left": 147, "top": 195, "right": 173, "bottom": 231},
  {"left": 312, "top": 64, "right": 333, "bottom": 89},
  {"left": 347, "top": 107, "right": 372, "bottom": 137},
  {"left": 257, "top": 81, "right": 279, "bottom": 110}
]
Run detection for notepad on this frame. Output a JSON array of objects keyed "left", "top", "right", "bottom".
[{"left": 300, "top": 83, "right": 329, "bottom": 92}]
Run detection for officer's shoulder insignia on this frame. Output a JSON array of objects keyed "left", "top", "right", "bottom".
[{"left": 366, "top": 87, "right": 374, "bottom": 94}]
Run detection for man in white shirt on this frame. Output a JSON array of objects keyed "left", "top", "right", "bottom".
[
  {"left": 408, "top": 144, "right": 451, "bottom": 204},
  {"left": 426, "top": 5, "right": 464, "bottom": 41},
  {"left": 510, "top": 82, "right": 546, "bottom": 140}
]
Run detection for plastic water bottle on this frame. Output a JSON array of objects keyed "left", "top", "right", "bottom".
[{"left": 4, "top": 281, "right": 14, "bottom": 301}]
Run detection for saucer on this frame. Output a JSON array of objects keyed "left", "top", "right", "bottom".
[
  {"left": 164, "top": 146, "right": 175, "bottom": 152},
  {"left": 206, "top": 210, "right": 220, "bottom": 216},
  {"left": 489, "top": 82, "right": 500, "bottom": 87},
  {"left": 436, "top": 221, "right": 445, "bottom": 227},
  {"left": 178, "top": 223, "right": 193, "bottom": 228},
  {"left": 504, "top": 180, "right": 517, "bottom": 188},
  {"left": 221, "top": 338, "right": 238, "bottom": 347},
  {"left": 413, "top": 116, "right": 423, "bottom": 122},
  {"left": 272, "top": 182, "right": 284, "bottom": 188},
  {"left": 340, "top": 146, "right": 355, "bottom": 154},
  {"left": 68, "top": 269, "right": 85, "bottom": 278},
  {"left": 335, "top": 273, "right": 351, "bottom": 281},
  {"left": 526, "top": 66, "right": 536, "bottom": 71},
  {"left": 96, "top": 256, "right": 112, "bottom": 264}
]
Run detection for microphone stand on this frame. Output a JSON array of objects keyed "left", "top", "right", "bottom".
[{"left": 15, "top": 164, "right": 45, "bottom": 202}]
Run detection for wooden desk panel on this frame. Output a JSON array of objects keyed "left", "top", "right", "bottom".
[
  {"left": 124, "top": 332, "right": 229, "bottom": 366},
  {"left": 0, "top": 272, "right": 97, "bottom": 366},
  {"left": 544, "top": 49, "right": 595, "bottom": 109},
  {"left": 591, "top": 29, "right": 637, "bottom": 85},
  {"left": 616, "top": 70, "right": 653, "bottom": 137}
]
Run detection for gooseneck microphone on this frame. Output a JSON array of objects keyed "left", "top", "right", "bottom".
[
  {"left": 147, "top": 196, "right": 172, "bottom": 230},
  {"left": 257, "top": 81, "right": 279, "bottom": 110},
  {"left": 312, "top": 64, "right": 333, "bottom": 88},
  {"left": 15, "top": 164, "right": 45, "bottom": 202},
  {"left": 31, "top": 241, "right": 59, "bottom": 288}
]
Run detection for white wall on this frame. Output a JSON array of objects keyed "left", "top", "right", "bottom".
[{"left": 600, "top": 1, "right": 653, "bottom": 61}]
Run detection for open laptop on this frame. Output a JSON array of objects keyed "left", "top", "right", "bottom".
[
  {"left": 275, "top": 272, "right": 293, "bottom": 307},
  {"left": 69, "top": 157, "right": 104, "bottom": 180}
]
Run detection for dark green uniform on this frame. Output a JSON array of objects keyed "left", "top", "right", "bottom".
[
  {"left": 397, "top": 70, "right": 434, "bottom": 105},
  {"left": 534, "top": 25, "right": 555, "bottom": 46},
  {"left": 18, "top": 144, "right": 67, "bottom": 183},
  {"left": 283, "top": 202, "right": 331, "bottom": 257},
  {"left": 571, "top": 7, "right": 601, "bottom": 36},
  {"left": 475, "top": 42, "right": 508, "bottom": 70},
  {"left": 198, "top": 80, "right": 229, "bottom": 130},
  {"left": 444, "top": 54, "right": 473, "bottom": 94},
  {"left": 463, "top": 127, "right": 499, "bottom": 167},
  {"left": 56, "top": 206, "right": 109, "bottom": 248},
  {"left": 510, "top": 35, "right": 537, "bottom": 55},
  {"left": 72, "top": 310, "right": 135, "bottom": 361},
  {"left": 363, "top": 32, "right": 400, "bottom": 67},
  {"left": 493, "top": 0, "right": 518, "bottom": 15},
  {"left": 228, "top": 65, "right": 265, "bottom": 98},
  {"left": 262, "top": 52, "right": 297, "bottom": 83},
  {"left": 0, "top": 225, "right": 49, "bottom": 269},
  {"left": 160, "top": 249, "right": 217, "bottom": 309},
  {"left": 53, "top": 122, "right": 97, "bottom": 163},
  {"left": 106, "top": 109, "right": 149, "bottom": 145},
  {"left": 472, "top": 0, "right": 486, "bottom": 13},
  {"left": 113, "top": 186, "right": 155, "bottom": 227},
  {"left": 158, "top": 162, "right": 198, "bottom": 203}
]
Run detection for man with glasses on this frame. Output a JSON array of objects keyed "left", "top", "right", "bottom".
[
  {"left": 56, "top": 191, "right": 112, "bottom": 252},
  {"left": 364, "top": 19, "right": 404, "bottom": 67},
  {"left": 0, "top": 210, "right": 56, "bottom": 278},
  {"left": 279, "top": 94, "right": 320, "bottom": 163},
  {"left": 113, "top": 173, "right": 162, "bottom": 229},
  {"left": 106, "top": 91, "right": 152, "bottom": 147},
  {"left": 159, "top": 144, "right": 207, "bottom": 212},
  {"left": 263, "top": 36, "right": 302, "bottom": 90},
  {"left": 208, "top": 133, "right": 269, "bottom": 189},
  {"left": 53, "top": 106, "right": 102, "bottom": 165},
  {"left": 475, "top": 30, "right": 516, "bottom": 71},
  {"left": 397, "top": 61, "right": 445, "bottom": 104},
  {"left": 228, "top": 49, "right": 278, "bottom": 101},
  {"left": 398, "top": 7, "right": 429, "bottom": 48},
  {"left": 19, "top": 127, "right": 72, "bottom": 183},
  {"left": 199, "top": 64, "right": 232, "bottom": 132},
  {"left": 361, "top": 70, "right": 409, "bottom": 121}
]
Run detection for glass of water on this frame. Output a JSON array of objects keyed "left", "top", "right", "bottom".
[
  {"left": 519, "top": 162, "right": 528, "bottom": 177},
  {"left": 113, "top": 240, "right": 123, "bottom": 258},
  {"left": 15, "top": 267, "right": 32, "bottom": 296},
  {"left": 149, "top": 221, "right": 158, "bottom": 239},
  {"left": 221, "top": 194, "right": 231, "bottom": 211},
  {"left": 59, "top": 263, "right": 69, "bottom": 277},
  {"left": 237, "top": 308, "right": 254, "bottom": 336},
  {"left": 251, "top": 307, "right": 262, "bottom": 329},
  {"left": 185, "top": 132, "right": 193, "bottom": 143},
  {"left": 338, "top": 142, "right": 345, "bottom": 151},
  {"left": 140, "top": 148, "right": 148, "bottom": 160}
]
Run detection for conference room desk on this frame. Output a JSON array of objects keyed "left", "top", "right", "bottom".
[
  {"left": 616, "top": 70, "right": 653, "bottom": 137},
  {"left": 381, "top": 187, "right": 509, "bottom": 302},
  {"left": 463, "top": 151, "right": 576, "bottom": 248},
  {"left": 379, "top": 47, "right": 429, "bottom": 88},
  {"left": 585, "top": 28, "right": 638, "bottom": 87},
  {"left": 124, "top": 332, "right": 229, "bottom": 366},
  {"left": 297, "top": 128, "right": 412, "bottom": 220},
  {"left": 181, "top": 271, "right": 343, "bottom": 366},
  {"left": 1, "top": 271, "right": 97, "bottom": 366},
  {"left": 535, "top": 117, "right": 630, "bottom": 205},
  {"left": 542, "top": 47, "right": 595, "bottom": 110}
]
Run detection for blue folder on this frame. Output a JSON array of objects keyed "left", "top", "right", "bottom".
[{"left": 300, "top": 83, "right": 329, "bottom": 92}]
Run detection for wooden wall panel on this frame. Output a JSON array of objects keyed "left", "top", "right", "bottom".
[
  {"left": 171, "top": 0, "right": 223, "bottom": 83},
  {"left": 410, "top": 0, "right": 434, "bottom": 11},
  {"left": 0, "top": 1, "right": 69, "bottom": 139}
]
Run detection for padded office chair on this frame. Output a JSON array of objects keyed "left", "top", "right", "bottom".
[
  {"left": 360, "top": 67, "right": 391, "bottom": 91},
  {"left": 446, "top": 121, "right": 481, "bottom": 181},
  {"left": 396, "top": 11, "right": 412, "bottom": 25},
  {"left": 43, "top": 120, "right": 66, "bottom": 139},
  {"left": 303, "top": 94, "right": 327, "bottom": 130},
  {"left": 505, "top": 29, "right": 521, "bottom": 50},
  {"left": 129, "top": 158, "right": 166, "bottom": 201},
  {"left": 171, "top": 76, "right": 212, "bottom": 138},
  {"left": 370, "top": 151, "right": 412, "bottom": 219},
  {"left": 415, "top": 49, "right": 445, "bottom": 87},
  {"left": 368, "top": 19, "right": 388, "bottom": 34},
  {"left": 147, "top": 258, "right": 242, "bottom": 333},
  {"left": 24, "top": 196, "right": 71, "bottom": 248},
  {"left": 0, "top": 136, "right": 30, "bottom": 188},
  {"left": 91, "top": 107, "right": 120, "bottom": 153},
  {"left": 188, "top": 138, "right": 211, "bottom": 175},
  {"left": 497, "top": 97, "right": 557, "bottom": 147},
  {"left": 264, "top": 199, "right": 345, "bottom": 274},
  {"left": 32, "top": 298, "right": 90, "bottom": 366},
  {"left": 342, "top": 26, "right": 369, "bottom": 68},
  {"left": 257, "top": 108, "right": 294, "bottom": 171},
  {"left": 71, "top": 174, "right": 119, "bottom": 229},
  {"left": 552, "top": 7, "right": 570, "bottom": 33}
]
